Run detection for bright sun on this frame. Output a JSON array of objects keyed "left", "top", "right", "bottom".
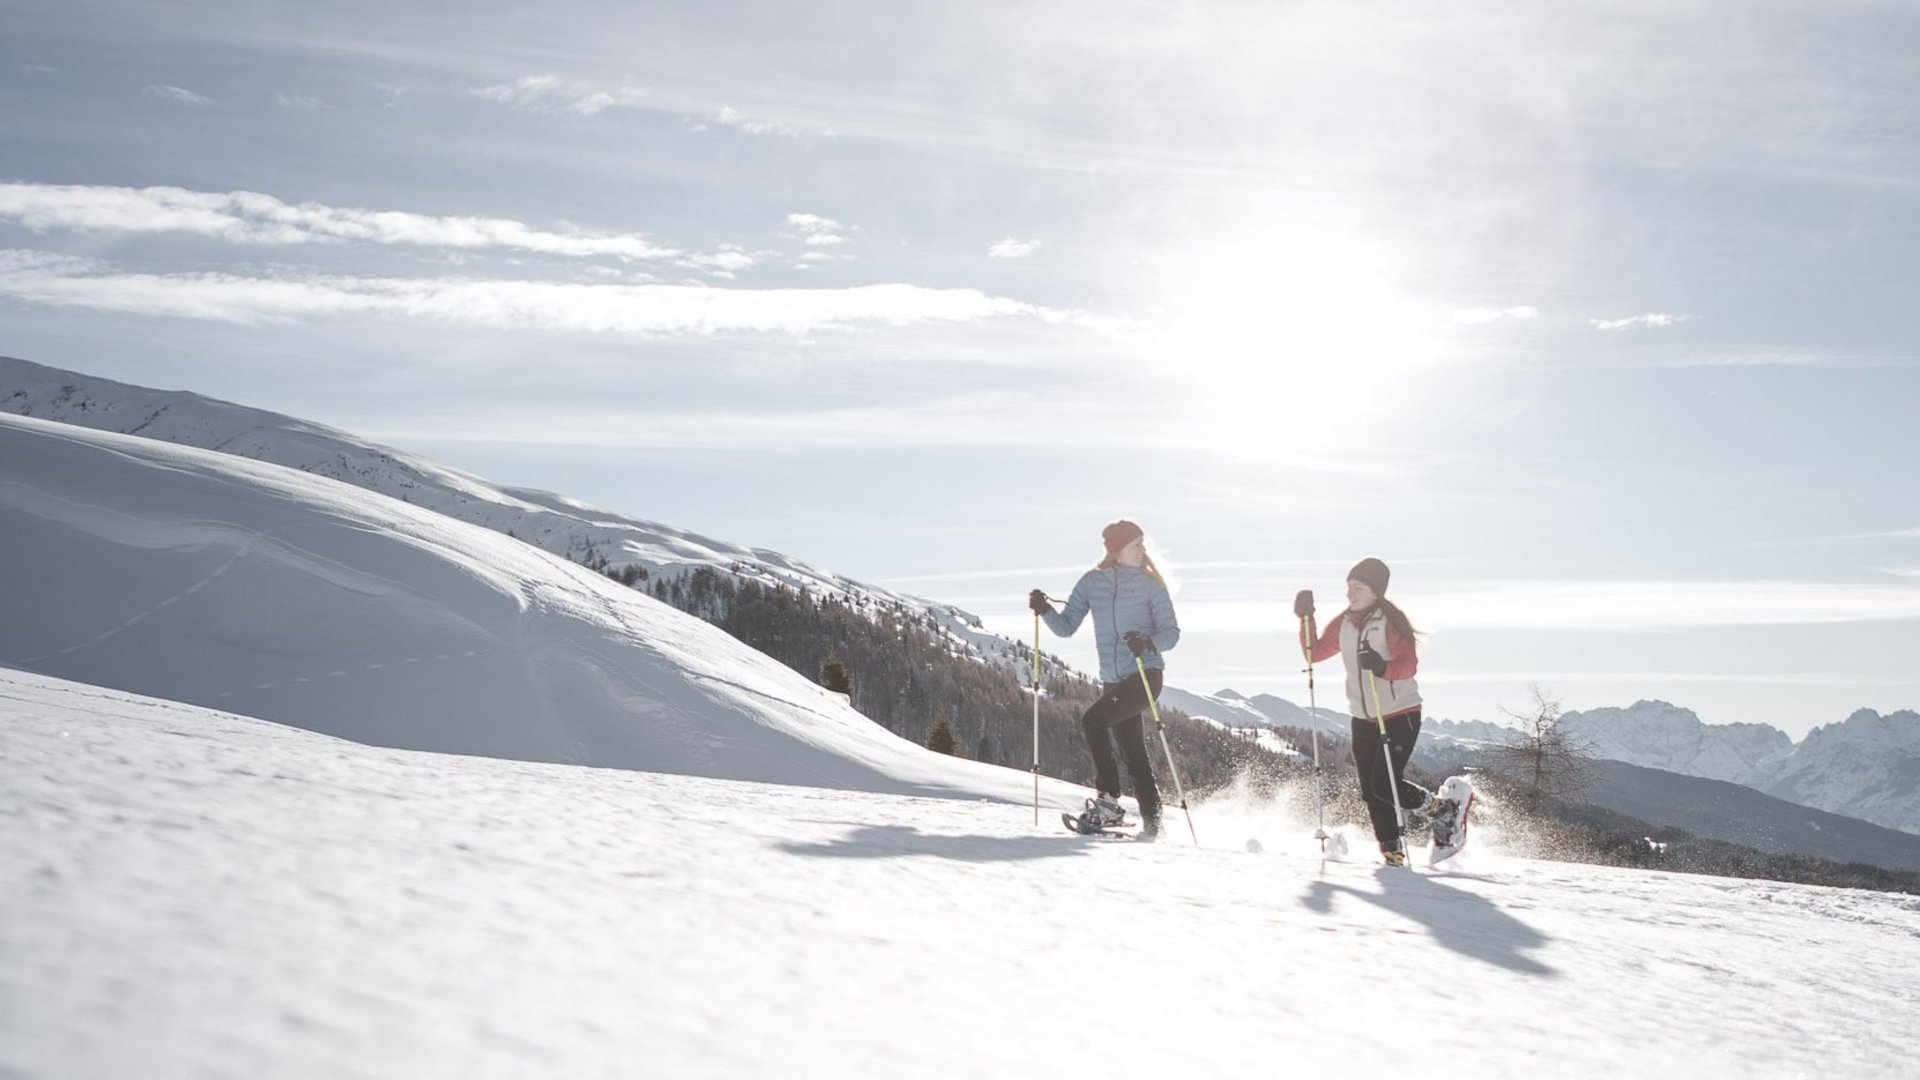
[{"left": 1150, "top": 232, "right": 1441, "bottom": 453}]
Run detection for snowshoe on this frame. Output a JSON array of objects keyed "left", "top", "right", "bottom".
[
  {"left": 1428, "top": 775, "right": 1477, "bottom": 866},
  {"left": 1062, "top": 810, "right": 1129, "bottom": 837}
]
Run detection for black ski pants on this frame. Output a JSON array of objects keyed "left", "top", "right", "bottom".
[
  {"left": 1081, "top": 667, "right": 1163, "bottom": 821},
  {"left": 1350, "top": 709, "right": 1429, "bottom": 850}
]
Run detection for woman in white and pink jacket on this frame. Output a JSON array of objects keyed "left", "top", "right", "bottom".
[{"left": 1306, "top": 557, "right": 1438, "bottom": 865}]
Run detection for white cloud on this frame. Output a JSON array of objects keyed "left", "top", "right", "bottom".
[
  {"left": 142, "top": 85, "right": 212, "bottom": 107},
  {"left": 1174, "top": 578, "right": 1920, "bottom": 637},
  {"left": 1682, "top": 349, "right": 1918, "bottom": 369},
  {"left": 1418, "top": 670, "right": 1913, "bottom": 688},
  {"left": 1829, "top": 527, "right": 1920, "bottom": 542},
  {"left": 359, "top": 389, "right": 1140, "bottom": 451},
  {"left": 276, "top": 95, "right": 329, "bottom": 111},
  {"left": 0, "top": 183, "right": 680, "bottom": 260},
  {"left": 1409, "top": 579, "right": 1920, "bottom": 632},
  {"left": 1452, "top": 305, "right": 1539, "bottom": 325},
  {"left": 988, "top": 238, "right": 1042, "bottom": 259},
  {"left": 472, "top": 76, "right": 650, "bottom": 117},
  {"left": 714, "top": 107, "right": 814, "bottom": 137},
  {"left": 0, "top": 250, "right": 1075, "bottom": 338},
  {"left": 784, "top": 214, "right": 850, "bottom": 249},
  {"left": 677, "top": 245, "right": 761, "bottom": 277},
  {"left": 1591, "top": 312, "right": 1693, "bottom": 331}
]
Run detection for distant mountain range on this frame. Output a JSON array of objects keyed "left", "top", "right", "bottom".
[{"left": 1424, "top": 700, "right": 1920, "bottom": 836}]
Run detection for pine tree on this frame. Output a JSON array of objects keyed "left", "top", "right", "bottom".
[
  {"left": 819, "top": 653, "right": 853, "bottom": 698},
  {"left": 927, "top": 710, "right": 960, "bottom": 756}
]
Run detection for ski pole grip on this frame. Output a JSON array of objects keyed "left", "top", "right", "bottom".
[{"left": 1293, "top": 589, "right": 1314, "bottom": 618}]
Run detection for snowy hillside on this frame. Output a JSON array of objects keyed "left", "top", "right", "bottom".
[
  {"left": 0, "top": 411, "right": 1077, "bottom": 804},
  {"left": 1584, "top": 760, "right": 1920, "bottom": 872},
  {"left": 7, "top": 666, "right": 1920, "bottom": 1079},
  {"left": 1159, "top": 686, "right": 1343, "bottom": 734},
  {"left": 0, "top": 356, "right": 1046, "bottom": 681}
]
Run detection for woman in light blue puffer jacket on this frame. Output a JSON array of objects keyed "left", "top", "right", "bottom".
[{"left": 1030, "top": 520, "right": 1180, "bottom": 840}]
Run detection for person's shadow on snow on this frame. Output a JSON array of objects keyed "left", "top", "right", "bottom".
[
  {"left": 778, "top": 823, "right": 1091, "bottom": 863},
  {"left": 1300, "top": 869, "right": 1556, "bottom": 976}
]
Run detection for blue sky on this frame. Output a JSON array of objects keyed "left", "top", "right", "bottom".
[{"left": 4, "top": 0, "right": 1918, "bottom": 738}]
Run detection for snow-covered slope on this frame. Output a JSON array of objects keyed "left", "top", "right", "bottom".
[
  {"left": 1767, "top": 709, "right": 1920, "bottom": 834},
  {"left": 6, "top": 666, "right": 1920, "bottom": 1080},
  {"left": 1159, "top": 686, "right": 1343, "bottom": 733},
  {"left": 1586, "top": 760, "right": 1920, "bottom": 872},
  {"left": 0, "top": 411, "right": 1076, "bottom": 804},
  {"left": 0, "top": 355, "right": 1040, "bottom": 679}
]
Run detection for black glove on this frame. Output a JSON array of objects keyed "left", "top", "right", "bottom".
[
  {"left": 1293, "top": 589, "right": 1315, "bottom": 618},
  {"left": 1356, "top": 640, "right": 1388, "bottom": 677},
  {"left": 1028, "top": 589, "right": 1051, "bottom": 615},
  {"left": 1124, "top": 631, "right": 1153, "bottom": 657}
]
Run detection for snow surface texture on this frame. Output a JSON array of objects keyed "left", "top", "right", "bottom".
[
  {"left": 6, "top": 667, "right": 1920, "bottom": 1080},
  {"left": 0, "top": 413, "right": 1073, "bottom": 805},
  {"left": 0, "top": 356, "right": 1051, "bottom": 684}
]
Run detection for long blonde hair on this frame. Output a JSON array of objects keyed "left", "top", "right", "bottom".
[{"left": 1095, "top": 548, "right": 1167, "bottom": 585}]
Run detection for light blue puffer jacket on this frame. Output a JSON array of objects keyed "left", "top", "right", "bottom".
[{"left": 1043, "top": 564, "right": 1180, "bottom": 684}]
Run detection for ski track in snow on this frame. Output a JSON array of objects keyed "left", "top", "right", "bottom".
[{"left": 6, "top": 669, "right": 1920, "bottom": 1080}]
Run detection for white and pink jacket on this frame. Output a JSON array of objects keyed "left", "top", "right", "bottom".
[{"left": 1308, "top": 606, "right": 1422, "bottom": 720}]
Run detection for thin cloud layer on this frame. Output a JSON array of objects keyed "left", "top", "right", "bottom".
[
  {"left": 1592, "top": 312, "right": 1693, "bottom": 331},
  {"left": 988, "top": 238, "right": 1041, "bottom": 259},
  {"left": 1453, "top": 305, "right": 1539, "bottom": 325},
  {"left": 784, "top": 213, "right": 850, "bottom": 247},
  {"left": 715, "top": 107, "right": 818, "bottom": 137},
  {"left": 1179, "top": 578, "right": 1920, "bottom": 636},
  {"left": 1415, "top": 579, "right": 1920, "bottom": 631},
  {"left": 472, "top": 75, "right": 651, "bottom": 116},
  {"left": 0, "top": 183, "right": 680, "bottom": 260},
  {"left": 141, "top": 85, "right": 212, "bottom": 107},
  {"left": 0, "top": 250, "right": 1068, "bottom": 337}
]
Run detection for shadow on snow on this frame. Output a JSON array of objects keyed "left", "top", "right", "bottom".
[
  {"left": 1300, "top": 867, "right": 1557, "bottom": 977},
  {"left": 777, "top": 823, "right": 1094, "bottom": 863}
]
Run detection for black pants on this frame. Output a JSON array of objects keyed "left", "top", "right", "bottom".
[
  {"left": 1350, "top": 710, "right": 1428, "bottom": 849},
  {"left": 1081, "top": 668, "right": 1163, "bottom": 821}
]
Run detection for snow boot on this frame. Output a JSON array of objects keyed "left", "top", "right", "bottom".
[
  {"left": 1138, "top": 812, "right": 1163, "bottom": 843},
  {"left": 1088, "top": 793, "right": 1127, "bottom": 829},
  {"left": 1404, "top": 789, "right": 1439, "bottom": 831}
]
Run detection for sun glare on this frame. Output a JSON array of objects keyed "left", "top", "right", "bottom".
[{"left": 1152, "top": 234, "right": 1439, "bottom": 452}]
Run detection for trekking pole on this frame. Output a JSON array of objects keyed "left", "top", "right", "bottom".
[
  {"left": 1367, "top": 670, "right": 1410, "bottom": 845},
  {"left": 1293, "top": 590, "right": 1328, "bottom": 852},
  {"left": 1031, "top": 612, "right": 1042, "bottom": 826},
  {"left": 1136, "top": 653, "right": 1198, "bottom": 845}
]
